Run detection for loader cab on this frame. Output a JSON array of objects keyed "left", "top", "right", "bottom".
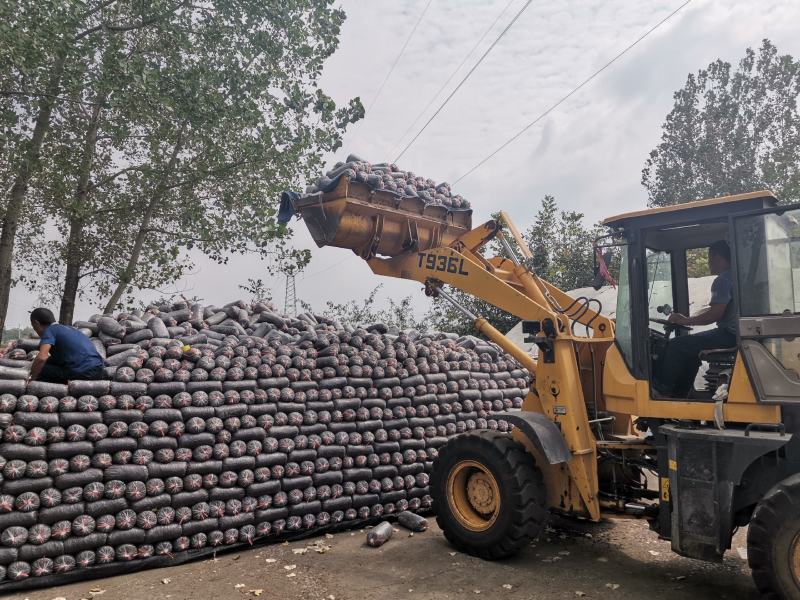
[{"left": 604, "top": 190, "right": 800, "bottom": 404}]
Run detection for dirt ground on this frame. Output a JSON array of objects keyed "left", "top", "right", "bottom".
[{"left": 2, "top": 517, "right": 756, "bottom": 600}]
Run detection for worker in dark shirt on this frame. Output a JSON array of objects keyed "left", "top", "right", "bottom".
[
  {"left": 28, "top": 308, "right": 105, "bottom": 384},
  {"left": 656, "top": 240, "right": 737, "bottom": 397}
]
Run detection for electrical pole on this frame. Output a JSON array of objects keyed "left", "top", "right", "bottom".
[{"left": 283, "top": 268, "right": 297, "bottom": 317}]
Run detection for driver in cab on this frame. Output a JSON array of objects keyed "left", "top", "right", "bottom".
[{"left": 656, "top": 240, "right": 736, "bottom": 397}]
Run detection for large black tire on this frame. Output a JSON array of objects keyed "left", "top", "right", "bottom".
[
  {"left": 431, "top": 430, "right": 547, "bottom": 560},
  {"left": 748, "top": 473, "right": 800, "bottom": 599}
]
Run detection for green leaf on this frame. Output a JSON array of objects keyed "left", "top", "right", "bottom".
[{"left": 643, "top": 39, "right": 800, "bottom": 207}]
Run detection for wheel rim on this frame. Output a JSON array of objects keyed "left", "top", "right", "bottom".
[
  {"left": 446, "top": 459, "right": 501, "bottom": 532},
  {"left": 789, "top": 531, "right": 800, "bottom": 588}
]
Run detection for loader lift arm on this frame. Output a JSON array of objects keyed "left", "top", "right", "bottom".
[
  {"left": 291, "top": 175, "right": 614, "bottom": 520},
  {"left": 365, "top": 212, "right": 614, "bottom": 520}
]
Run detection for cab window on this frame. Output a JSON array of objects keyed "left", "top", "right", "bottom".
[
  {"left": 646, "top": 249, "right": 673, "bottom": 321},
  {"left": 735, "top": 208, "right": 800, "bottom": 375},
  {"left": 735, "top": 208, "right": 800, "bottom": 315}
]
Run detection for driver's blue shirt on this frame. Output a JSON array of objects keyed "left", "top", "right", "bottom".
[
  {"left": 710, "top": 270, "right": 737, "bottom": 334},
  {"left": 39, "top": 323, "right": 104, "bottom": 375}
]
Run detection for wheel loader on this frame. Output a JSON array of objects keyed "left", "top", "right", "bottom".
[{"left": 290, "top": 179, "right": 800, "bottom": 598}]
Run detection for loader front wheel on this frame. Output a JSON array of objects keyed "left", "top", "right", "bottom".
[
  {"left": 748, "top": 474, "right": 800, "bottom": 599},
  {"left": 431, "top": 431, "right": 547, "bottom": 560}
]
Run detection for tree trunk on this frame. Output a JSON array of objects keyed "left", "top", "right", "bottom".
[
  {"left": 59, "top": 218, "right": 85, "bottom": 325},
  {"left": 103, "top": 122, "right": 187, "bottom": 313},
  {"left": 58, "top": 97, "right": 104, "bottom": 325},
  {"left": 0, "top": 48, "right": 69, "bottom": 333}
]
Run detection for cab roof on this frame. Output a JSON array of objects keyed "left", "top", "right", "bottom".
[{"left": 603, "top": 190, "right": 778, "bottom": 228}]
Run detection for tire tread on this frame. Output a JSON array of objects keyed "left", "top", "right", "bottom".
[
  {"left": 748, "top": 474, "right": 800, "bottom": 599},
  {"left": 431, "top": 430, "right": 547, "bottom": 560}
]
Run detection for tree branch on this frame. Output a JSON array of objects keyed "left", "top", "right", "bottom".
[
  {"left": 0, "top": 89, "right": 100, "bottom": 106},
  {"left": 75, "top": 0, "right": 189, "bottom": 40},
  {"left": 102, "top": 119, "right": 188, "bottom": 313},
  {"left": 89, "top": 164, "right": 152, "bottom": 190},
  {"left": 145, "top": 227, "right": 220, "bottom": 243},
  {"left": 80, "top": 0, "right": 119, "bottom": 20},
  {"left": 93, "top": 205, "right": 128, "bottom": 215},
  {"left": 79, "top": 267, "right": 115, "bottom": 279},
  {"left": 164, "top": 156, "right": 271, "bottom": 191}
]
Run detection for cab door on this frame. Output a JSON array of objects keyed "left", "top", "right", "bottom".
[{"left": 733, "top": 204, "right": 800, "bottom": 403}]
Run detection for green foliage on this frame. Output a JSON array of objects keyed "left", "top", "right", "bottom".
[
  {"left": 0, "top": 1, "right": 80, "bottom": 196},
  {"left": 643, "top": 39, "right": 800, "bottom": 207},
  {"left": 5, "top": 1, "right": 362, "bottom": 322},
  {"left": 239, "top": 278, "right": 272, "bottom": 304},
  {"left": 686, "top": 248, "right": 711, "bottom": 278},
  {"left": 315, "top": 285, "right": 427, "bottom": 331},
  {"left": 0, "top": 1, "right": 92, "bottom": 330},
  {"left": 522, "top": 195, "right": 598, "bottom": 290}
]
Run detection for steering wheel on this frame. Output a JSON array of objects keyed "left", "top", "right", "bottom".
[{"left": 650, "top": 317, "right": 692, "bottom": 334}]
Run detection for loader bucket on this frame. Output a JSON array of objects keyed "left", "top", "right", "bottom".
[{"left": 294, "top": 177, "right": 472, "bottom": 259}]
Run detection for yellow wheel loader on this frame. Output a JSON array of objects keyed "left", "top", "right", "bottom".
[{"left": 292, "top": 179, "right": 800, "bottom": 598}]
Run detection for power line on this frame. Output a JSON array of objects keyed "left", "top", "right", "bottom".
[
  {"left": 453, "top": 0, "right": 693, "bottom": 184},
  {"left": 301, "top": 254, "right": 354, "bottom": 280},
  {"left": 393, "top": 0, "right": 533, "bottom": 163},
  {"left": 348, "top": 0, "right": 433, "bottom": 149},
  {"left": 367, "top": 0, "right": 434, "bottom": 112},
  {"left": 387, "top": 0, "right": 516, "bottom": 159}
]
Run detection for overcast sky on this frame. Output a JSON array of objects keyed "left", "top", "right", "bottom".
[{"left": 7, "top": 0, "right": 800, "bottom": 328}]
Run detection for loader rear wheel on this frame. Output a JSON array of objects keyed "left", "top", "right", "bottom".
[
  {"left": 431, "top": 430, "right": 547, "bottom": 560},
  {"left": 748, "top": 474, "right": 800, "bottom": 599}
]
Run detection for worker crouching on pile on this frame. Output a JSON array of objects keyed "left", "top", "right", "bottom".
[{"left": 28, "top": 308, "right": 105, "bottom": 384}]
